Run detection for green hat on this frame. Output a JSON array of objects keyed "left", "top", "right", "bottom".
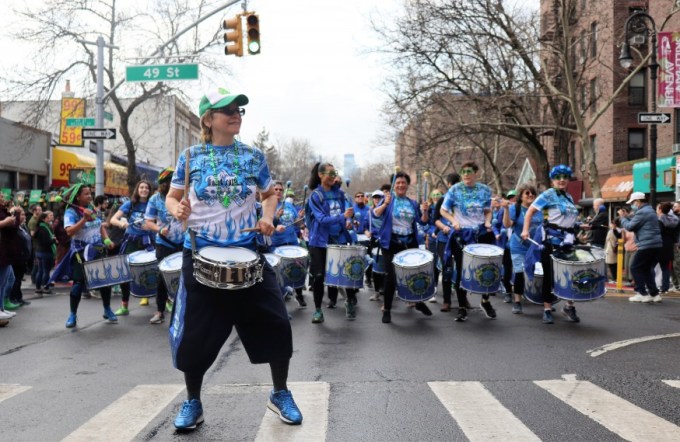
[
  {"left": 198, "top": 87, "right": 249, "bottom": 117},
  {"left": 506, "top": 190, "right": 518, "bottom": 198}
]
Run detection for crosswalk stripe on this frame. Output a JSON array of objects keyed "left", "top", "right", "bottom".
[
  {"left": 61, "top": 384, "right": 184, "bottom": 442},
  {"left": 428, "top": 381, "right": 541, "bottom": 441},
  {"left": 663, "top": 380, "right": 680, "bottom": 389},
  {"left": 535, "top": 379, "right": 680, "bottom": 441},
  {"left": 0, "top": 384, "right": 31, "bottom": 404},
  {"left": 254, "top": 382, "right": 329, "bottom": 442}
]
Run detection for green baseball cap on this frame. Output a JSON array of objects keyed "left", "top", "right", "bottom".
[
  {"left": 506, "top": 190, "right": 518, "bottom": 198},
  {"left": 198, "top": 87, "right": 249, "bottom": 117}
]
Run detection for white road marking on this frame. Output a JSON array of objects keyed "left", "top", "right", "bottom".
[
  {"left": 61, "top": 384, "right": 185, "bottom": 442},
  {"left": 0, "top": 384, "right": 31, "bottom": 403},
  {"left": 536, "top": 379, "right": 680, "bottom": 441},
  {"left": 663, "top": 380, "right": 680, "bottom": 389},
  {"left": 562, "top": 373, "right": 578, "bottom": 381},
  {"left": 428, "top": 381, "right": 541, "bottom": 441},
  {"left": 255, "top": 382, "right": 329, "bottom": 442},
  {"left": 587, "top": 332, "right": 680, "bottom": 357}
]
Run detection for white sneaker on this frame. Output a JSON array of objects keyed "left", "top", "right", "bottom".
[
  {"left": 629, "top": 294, "right": 652, "bottom": 303},
  {"left": 0, "top": 310, "right": 14, "bottom": 319},
  {"left": 652, "top": 294, "right": 663, "bottom": 303}
]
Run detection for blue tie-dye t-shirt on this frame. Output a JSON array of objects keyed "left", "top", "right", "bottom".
[
  {"left": 144, "top": 192, "right": 184, "bottom": 248},
  {"left": 118, "top": 201, "right": 148, "bottom": 236},
  {"left": 64, "top": 207, "right": 102, "bottom": 245},
  {"left": 441, "top": 182, "right": 492, "bottom": 228},
  {"left": 171, "top": 142, "right": 272, "bottom": 250},
  {"left": 392, "top": 196, "right": 416, "bottom": 235},
  {"left": 531, "top": 188, "right": 578, "bottom": 228}
]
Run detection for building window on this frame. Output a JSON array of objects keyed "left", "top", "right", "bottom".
[
  {"left": 569, "top": 140, "right": 576, "bottom": 170},
  {"left": 590, "top": 78, "right": 598, "bottom": 112},
  {"left": 629, "top": 72, "right": 645, "bottom": 106},
  {"left": 675, "top": 108, "right": 680, "bottom": 143},
  {"left": 590, "top": 135, "right": 597, "bottom": 164},
  {"left": 579, "top": 32, "right": 586, "bottom": 63},
  {"left": 590, "top": 22, "right": 597, "bottom": 58},
  {"left": 628, "top": 129, "right": 646, "bottom": 161},
  {"left": 580, "top": 84, "right": 587, "bottom": 111},
  {"left": 0, "top": 171, "right": 14, "bottom": 189}
]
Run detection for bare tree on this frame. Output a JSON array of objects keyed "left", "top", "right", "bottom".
[
  {"left": 276, "top": 138, "right": 319, "bottom": 199},
  {"left": 374, "top": 0, "right": 679, "bottom": 195},
  {"left": 251, "top": 128, "right": 280, "bottom": 178},
  {"left": 1, "top": 0, "right": 226, "bottom": 194}
]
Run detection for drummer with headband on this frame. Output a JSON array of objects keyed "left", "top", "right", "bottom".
[
  {"left": 48, "top": 184, "right": 117, "bottom": 328},
  {"left": 520, "top": 164, "right": 581, "bottom": 324},
  {"left": 374, "top": 171, "right": 431, "bottom": 324},
  {"left": 144, "top": 167, "right": 184, "bottom": 324},
  {"left": 440, "top": 161, "right": 497, "bottom": 322},
  {"left": 165, "top": 87, "right": 302, "bottom": 431}
]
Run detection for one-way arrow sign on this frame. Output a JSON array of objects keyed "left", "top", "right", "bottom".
[
  {"left": 638, "top": 112, "right": 672, "bottom": 124},
  {"left": 81, "top": 128, "right": 117, "bottom": 140}
]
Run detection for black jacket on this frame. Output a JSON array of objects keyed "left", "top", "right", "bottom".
[{"left": 589, "top": 210, "right": 609, "bottom": 246}]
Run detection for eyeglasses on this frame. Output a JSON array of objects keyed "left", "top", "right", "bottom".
[
  {"left": 214, "top": 106, "right": 245, "bottom": 116},
  {"left": 523, "top": 191, "right": 536, "bottom": 196},
  {"left": 320, "top": 171, "right": 338, "bottom": 178},
  {"left": 460, "top": 168, "right": 475, "bottom": 175},
  {"left": 355, "top": 194, "right": 364, "bottom": 198},
  {"left": 431, "top": 193, "right": 442, "bottom": 198},
  {"left": 553, "top": 174, "right": 570, "bottom": 181}
]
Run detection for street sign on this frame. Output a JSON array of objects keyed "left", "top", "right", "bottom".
[
  {"left": 125, "top": 64, "right": 199, "bottom": 82},
  {"left": 638, "top": 112, "right": 672, "bottom": 124},
  {"left": 66, "top": 117, "right": 95, "bottom": 127},
  {"left": 104, "top": 111, "right": 114, "bottom": 121},
  {"left": 81, "top": 128, "right": 117, "bottom": 140}
]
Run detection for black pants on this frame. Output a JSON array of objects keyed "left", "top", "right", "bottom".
[
  {"left": 630, "top": 247, "right": 661, "bottom": 296},
  {"left": 502, "top": 247, "right": 512, "bottom": 294},
  {"left": 10, "top": 263, "right": 26, "bottom": 303},
  {"left": 437, "top": 240, "right": 453, "bottom": 304},
  {"left": 381, "top": 238, "right": 422, "bottom": 311},
  {"left": 451, "top": 231, "right": 495, "bottom": 307},
  {"left": 308, "top": 246, "right": 357, "bottom": 309}
]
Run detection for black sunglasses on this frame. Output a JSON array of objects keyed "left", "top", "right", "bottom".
[{"left": 214, "top": 106, "right": 245, "bottom": 116}]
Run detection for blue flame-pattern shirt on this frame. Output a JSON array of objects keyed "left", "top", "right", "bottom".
[
  {"left": 171, "top": 142, "right": 272, "bottom": 250},
  {"left": 271, "top": 200, "right": 299, "bottom": 247},
  {"left": 144, "top": 192, "right": 184, "bottom": 248},
  {"left": 531, "top": 188, "right": 578, "bottom": 228},
  {"left": 441, "top": 182, "right": 492, "bottom": 228},
  {"left": 64, "top": 207, "right": 102, "bottom": 246}
]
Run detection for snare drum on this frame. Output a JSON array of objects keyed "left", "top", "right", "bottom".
[
  {"left": 273, "top": 245, "right": 309, "bottom": 289},
  {"left": 128, "top": 250, "right": 159, "bottom": 298},
  {"left": 325, "top": 245, "right": 367, "bottom": 289},
  {"left": 83, "top": 254, "right": 133, "bottom": 290},
  {"left": 193, "top": 246, "right": 262, "bottom": 290},
  {"left": 357, "top": 234, "right": 370, "bottom": 247},
  {"left": 461, "top": 244, "right": 504, "bottom": 294},
  {"left": 552, "top": 247, "right": 607, "bottom": 302},
  {"left": 393, "top": 248, "right": 435, "bottom": 302},
  {"left": 523, "top": 263, "right": 560, "bottom": 305},
  {"left": 158, "top": 252, "right": 182, "bottom": 301}
]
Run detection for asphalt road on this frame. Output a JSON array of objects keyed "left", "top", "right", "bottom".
[{"left": 1, "top": 283, "right": 679, "bottom": 441}]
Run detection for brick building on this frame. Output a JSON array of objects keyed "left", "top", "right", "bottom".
[{"left": 540, "top": 0, "right": 680, "bottom": 204}]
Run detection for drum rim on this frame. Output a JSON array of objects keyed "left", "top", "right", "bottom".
[
  {"left": 195, "top": 246, "right": 259, "bottom": 266},
  {"left": 273, "top": 245, "right": 309, "bottom": 258},
  {"left": 326, "top": 245, "right": 367, "bottom": 251}
]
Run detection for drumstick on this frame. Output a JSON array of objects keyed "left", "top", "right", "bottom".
[
  {"left": 527, "top": 237, "right": 542, "bottom": 247},
  {"left": 182, "top": 147, "right": 191, "bottom": 231},
  {"left": 390, "top": 166, "right": 401, "bottom": 195},
  {"left": 302, "top": 184, "right": 308, "bottom": 208},
  {"left": 242, "top": 217, "right": 305, "bottom": 233},
  {"left": 422, "top": 171, "right": 430, "bottom": 204}
]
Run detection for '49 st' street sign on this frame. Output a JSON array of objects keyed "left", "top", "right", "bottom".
[{"left": 126, "top": 64, "right": 199, "bottom": 82}]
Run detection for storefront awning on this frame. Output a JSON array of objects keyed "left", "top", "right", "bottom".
[
  {"left": 632, "top": 156, "right": 676, "bottom": 193},
  {"left": 52, "top": 148, "right": 96, "bottom": 188},
  {"left": 600, "top": 175, "right": 634, "bottom": 202}
]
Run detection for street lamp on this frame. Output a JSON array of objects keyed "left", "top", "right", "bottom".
[{"left": 620, "top": 11, "right": 659, "bottom": 207}]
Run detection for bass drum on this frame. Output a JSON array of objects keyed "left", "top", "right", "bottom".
[{"left": 551, "top": 247, "right": 607, "bottom": 302}]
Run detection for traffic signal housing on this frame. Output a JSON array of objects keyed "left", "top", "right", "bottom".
[
  {"left": 223, "top": 15, "right": 243, "bottom": 57},
  {"left": 246, "top": 14, "right": 260, "bottom": 55}
]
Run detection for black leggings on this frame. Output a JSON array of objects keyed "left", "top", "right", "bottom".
[{"left": 437, "top": 240, "right": 453, "bottom": 304}]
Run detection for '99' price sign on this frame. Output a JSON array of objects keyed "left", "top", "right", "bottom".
[{"left": 59, "top": 97, "right": 86, "bottom": 147}]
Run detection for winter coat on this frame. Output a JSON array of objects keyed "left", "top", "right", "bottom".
[
  {"left": 620, "top": 204, "right": 662, "bottom": 250},
  {"left": 658, "top": 212, "right": 679, "bottom": 262}
]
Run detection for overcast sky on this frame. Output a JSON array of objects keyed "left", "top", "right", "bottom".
[{"left": 0, "top": 0, "right": 538, "bottom": 169}]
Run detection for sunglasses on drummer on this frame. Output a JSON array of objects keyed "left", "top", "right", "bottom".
[
  {"left": 320, "top": 171, "right": 338, "bottom": 178},
  {"left": 214, "top": 106, "right": 245, "bottom": 116},
  {"left": 553, "top": 174, "right": 570, "bottom": 181},
  {"left": 460, "top": 168, "right": 475, "bottom": 175}
]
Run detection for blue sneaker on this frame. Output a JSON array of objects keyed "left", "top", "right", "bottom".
[
  {"left": 174, "top": 399, "right": 204, "bottom": 430},
  {"left": 267, "top": 389, "right": 303, "bottom": 425},
  {"left": 102, "top": 307, "right": 118, "bottom": 323},
  {"left": 65, "top": 313, "right": 77, "bottom": 328},
  {"left": 542, "top": 310, "right": 554, "bottom": 324}
]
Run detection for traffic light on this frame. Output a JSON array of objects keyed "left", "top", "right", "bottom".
[
  {"left": 246, "top": 13, "right": 260, "bottom": 55},
  {"left": 223, "top": 15, "right": 243, "bottom": 57}
]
